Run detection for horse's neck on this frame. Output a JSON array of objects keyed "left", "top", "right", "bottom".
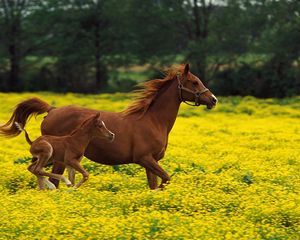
[
  {"left": 69, "top": 125, "right": 93, "bottom": 148},
  {"left": 146, "top": 79, "right": 181, "bottom": 133}
]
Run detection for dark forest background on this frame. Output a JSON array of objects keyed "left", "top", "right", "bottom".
[{"left": 0, "top": 0, "right": 299, "bottom": 97}]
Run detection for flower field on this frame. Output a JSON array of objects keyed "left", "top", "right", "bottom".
[{"left": 0, "top": 92, "right": 300, "bottom": 239}]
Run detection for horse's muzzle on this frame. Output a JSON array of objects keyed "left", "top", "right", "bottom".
[
  {"left": 207, "top": 95, "right": 218, "bottom": 109},
  {"left": 109, "top": 133, "right": 115, "bottom": 142}
]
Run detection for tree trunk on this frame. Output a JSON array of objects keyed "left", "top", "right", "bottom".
[
  {"left": 195, "top": 55, "right": 206, "bottom": 81},
  {"left": 8, "top": 39, "right": 21, "bottom": 91},
  {"left": 94, "top": 16, "right": 107, "bottom": 91},
  {"left": 190, "top": 0, "right": 211, "bottom": 82},
  {"left": 3, "top": 0, "right": 23, "bottom": 92}
]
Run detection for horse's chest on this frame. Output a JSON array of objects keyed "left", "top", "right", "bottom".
[
  {"left": 140, "top": 132, "right": 168, "bottom": 159},
  {"left": 152, "top": 133, "right": 169, "bottom": 160},
  {"left": 143, "top": 132, "right": 167, "bottom": 150},
  {"left": 154, "top": 147, "right": 166, "bottom": 161}
]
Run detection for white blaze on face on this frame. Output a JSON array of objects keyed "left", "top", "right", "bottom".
[
  {"left": 102, "top": 121, "right": 112, "bottom": 133},
  {"left": 101, "top": 121, "right": 107, "bottom": 134},
  {"left": 212, "top": 94, "right": 218, "bottom": 103},
  {"left": 100, "top": 120, "right": 115, "bottom": 142}
]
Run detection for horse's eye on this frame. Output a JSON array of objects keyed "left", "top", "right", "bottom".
[{"left": 192, "top": 82, "right": 197, "bottom": 86}]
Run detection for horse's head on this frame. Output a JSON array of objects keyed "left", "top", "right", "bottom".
[
  {"left": 177, "top": 64, "right": 217, "bottom": 109},
  {"left": 92, "top": 113, "right": 115, "bottom": 142}
]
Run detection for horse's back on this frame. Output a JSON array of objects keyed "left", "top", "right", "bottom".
[
  {"left": 41, "top": 105, "right": 134, "bottom": 164},
  {"left": 42, "top": 106, "right": 97, "bottom": 135}
]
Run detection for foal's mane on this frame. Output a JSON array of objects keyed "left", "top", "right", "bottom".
[
  {"left": 123, "top": 65, "right": 185, "bottom": 117},
  {"left": 69, "top": 114, "right": 96, "bottom": 136}
]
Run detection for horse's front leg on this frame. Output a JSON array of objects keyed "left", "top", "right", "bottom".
[
  {"left": 146, "top": 169, "right": 158, "bottom": 190},
  {"left": 67, "top": 166, "right": 76, "bottom": 185},
  {"left": 49, "top": 161, "right": 66, "bottom": 188},
  {"left": 138, "top": 155, "right": 170, "bottom": 189},
  {"left": 64, "top": 158, "right": 89, "bottom": 189}
]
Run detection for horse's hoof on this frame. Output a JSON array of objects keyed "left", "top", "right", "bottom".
[
  {"left": 44, "top": 180, "right": 57, "bottom": 190},
  {"left": 65, "top": 179, "right": 73, "bottom": 187}
]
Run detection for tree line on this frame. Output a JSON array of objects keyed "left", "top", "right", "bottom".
[{"left": 0, "top": 0, "right": 299, "bottom": 97}]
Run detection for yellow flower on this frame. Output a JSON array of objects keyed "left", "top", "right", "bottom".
[{"left": 0, "top": 93, "right": 299, "bottom": 239}]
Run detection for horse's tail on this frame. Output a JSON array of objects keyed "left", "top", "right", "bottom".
[
  {"left": 14, "top": 122, "right": 33, "bottom": 145},
  {"left": 0, "top": 97, "right": 53, "bottom": 137}
]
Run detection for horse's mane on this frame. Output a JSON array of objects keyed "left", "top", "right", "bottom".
[
  {"left": 122, "top": 65, "right": 185, "bottom": 117},
  {"left": 69, "top": 114, "right": 96, "bottom": 136}
]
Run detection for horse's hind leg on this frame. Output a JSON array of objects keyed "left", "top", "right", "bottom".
[
  {"left": 43, "top": 178, "right": 57, "bottom": 189},
  {"left": 49, "top": 162, "right": 66, "bottom": 188},
  {"left": 37, "top": 176, "right": 46, "bottom": 190},
  {"left": 28, "top": 161, "right": 46, "bottom": 190},
  {"left": 28, "top": 160, "right": 54, "bottom": 190},
  {"left": 65, "top": 159, "right": 89, "bottom": 189},
  {"left": 36, "top": 169, "right": 72, "bottom": 187},
  {"left": 32, "top": 142, "right": 72, "bottom": 188},
  {"left": 29, "top": 156, "right": 58, "bottom": 190},
  {"left": 35, "top": 176, "right": 56, "bottom": 190}
]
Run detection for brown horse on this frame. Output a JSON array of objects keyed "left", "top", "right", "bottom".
[
  {"left": 0, "top": 64, "right": 217, "bottom": 189},
  {"left": 15, "top": 113, "right": 114, "bottom": 189}
]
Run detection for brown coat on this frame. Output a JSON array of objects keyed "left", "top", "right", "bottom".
[{"left": 0, "top": 64, "right": 217, "bottom": 189}]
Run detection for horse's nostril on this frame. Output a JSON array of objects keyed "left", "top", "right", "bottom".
[
  {"left": 212, "top": 97, "right": 217, "bottom": 103},
  {"left": 108, "top": 133, "right": 115, "bottom": 142}
]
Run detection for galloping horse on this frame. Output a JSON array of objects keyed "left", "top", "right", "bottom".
[
  {"left": 16, "top": 113, "right": 114, "bottom": 190},
  {"left": 0, "top": 64, "right": 217, "bottom": 189}
]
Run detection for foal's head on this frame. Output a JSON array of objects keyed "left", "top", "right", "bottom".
[
  {"left": 85, "top": 113, "right": 115, "bottom": 142},
  {"left": 177, "top": 64, "right": 217, "bottom": 109}
]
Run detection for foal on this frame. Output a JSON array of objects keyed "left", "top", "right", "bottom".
[{"left": 15, "top": 113, "right": 115, "bottom": 190}]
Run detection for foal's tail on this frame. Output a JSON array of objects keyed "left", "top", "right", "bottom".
[
  {"left": 0, "top": 97, "right": 53, "bottom": 137},
  {"left": 14, "top": 122, "right": 33, "bottom": 145}
]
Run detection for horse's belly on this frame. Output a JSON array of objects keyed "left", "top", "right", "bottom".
[
  {"left": 42, "top": 107, "right": 134, "bottom": 165},
  {"left": 84, "top": 139, "right": 134, "bottom": 165}
]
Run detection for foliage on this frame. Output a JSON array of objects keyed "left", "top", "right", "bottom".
[
  {"left": 0, "top": 1, "right": 299, "bottom": 96},
  {"left": 0, "top": 93, "right": 300, "bottom": 239},
  {"left": 211, "top": 62, "right": 300, "bottom": 97}
]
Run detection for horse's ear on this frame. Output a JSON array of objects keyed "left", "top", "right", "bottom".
[
  {"left": 94, "top": 112, "right": 100, "bottom": 119},
  {"left": 183, "top": 63, "right": 190, "bottom": 76}
]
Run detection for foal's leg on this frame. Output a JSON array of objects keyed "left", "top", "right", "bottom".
[
  {"left": 37, "top": 176, "right": 46, "bottom": 190},
  {"left": 49, "top": 162, "right": 66, "bottom": 188},
  {"left": 33, "top": 155, "right": 72, "bottom": 187},
  {"left": 36, "top": 176, "right": 56, "bottom": 190},
  {"left": 65, "top": 159, "right": 89, "bottom": 189},
  {"left": 138, "top": 155, "right": 170, "bottom": 189},
  {"left": 36, "top": 170, "right": 72, "bottom": 187},
  {"left": 44, "top": 178, "right": 57, "bottom": 190},
  {"left": 67, "top": 167, "right": 76, "bottom": 186},
  {"left": 28, "top": 161, "right": 46, "bottom": 190},
  {"left": 29, "top": 160, "right": 55, "bottom": 190}
]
